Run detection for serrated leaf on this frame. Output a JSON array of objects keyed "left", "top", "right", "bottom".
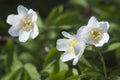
[{"left": 24, "top": 63, "right": 41, "bottom": 80}]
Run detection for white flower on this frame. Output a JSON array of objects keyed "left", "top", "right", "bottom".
[
  {"left": 56, "top": 31, "right": 86, "bottom": 65},
  {"left": 7, "top": 5, "right": 39, "bottom": 42},
  {"left": 77, "top": 16, "right": 109, "bottom": 47}
]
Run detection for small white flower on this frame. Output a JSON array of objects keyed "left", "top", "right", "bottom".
[
  {"left": 7, "top": 5, "right": 39, "bottom": 42},
  {"left": 77, "top": 16, "right": 109, "bottom": 47},
  {"left": 56, "top": 31, "right": 86, "bottom": 65}
]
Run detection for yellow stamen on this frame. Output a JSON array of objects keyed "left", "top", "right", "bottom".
[
  {"left": 69, "top": 39, "right": 78, "bottom": 46},
  {"left": 21, "top": 16, "right": 33, "bottom": 31},
  {"left": 90, "top": 28, "right": 103, "bottom": 42},
  {"left": 69, "top": 47, "right": 75, "bottom": 54}
]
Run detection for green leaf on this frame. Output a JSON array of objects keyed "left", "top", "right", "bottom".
[
  {"left": 19, "top": 52, "right": 33, "bottom": 63},
  {"left": 11, "top": 52, "right": 22, "bottom": 71},
  {"left": 37, "top": 13, "right": 43, "bottom": 28},
  {"left": 53, "top": 12, "right": 79, "bottom": 25},
  {"left": 45, "top": 5, "right": 63, "bottom": 25},
  {"left": 72, "top": 68, "right": 78, "bottom": 75},
  {"left": 69, "top": 0, "right": 88, "bottom": 8},
  {"left": 24, "top": 63, "right": 41, "bottom": 80},
  {"left": 65, "top": 75, "right": 79, "bottom": 80},
  {"left": 80, "top": 55, "right": 93, "bottom": 68},
  {"left": 18, "top": 39, "right": 38, "bottom": 52},
  {"left": 45, "top": 48, "right": 59, "bottom": 65},
  {"left": 1, "top": 69, "right": 22, "bottom": 80},
  {"left": 109, "top": 68, "right": 120, "bottom": 76},
  {"left": 59, "top": 60, "right": 68, "bottom": 71},
  {"left": 50, "top": 70, "right": 68, "bottom": 80},
  {"left": 109, "top": 76, "right": 120, "bottom": 80},
  {"left": 107, "top": 42, "right": 120, "bottom": 51},
  {"left": 1, "top": 52, "right": 22, "bottom": 80}
]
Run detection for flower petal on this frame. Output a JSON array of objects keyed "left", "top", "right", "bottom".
[
  {"left": 73, "top": 41, "right": 86, "bottom": 65},
  {"left": 28, "top": 9, "right": 37, "bottom": 22},
  {"left": 30, "top": 23, "right": 39, "bottom": 39},
  {"left": 94, "top": 33, "right": 109, "bottom": 47},
  {"left": 6, "top": 15, "right": 21, "bottom": 25},
  {"left": 56, "top": 39, "right": 69, "bottom": 51},
  {"left": 72, "top": 57, "right": 79, "bottom": 66},
  {"left": 17, "top": 5, "right": 28, "bottom": 16},
  {"left": 8, "top": 25, "right": 20, "bottom": 37},
  {"left": 60, "top": 52, "right": 75, "bottom": 62},
  {"left": 74, "top": 41, "right": 86, "bottom": 56},
  {"left": 19, "top": 30, "right": 31, "bottom": 42},
  {"left": 77, "top": 26, "right": 91, "bottom": 43},
  {"left": 99, "top": 21, "right": 109, "bottom": 32},
  {"left": 87, "top": 16, "right": 98, "bottom": 27},
  {"left": 62, "top": 31, "right": 73, "bottom": 38}
]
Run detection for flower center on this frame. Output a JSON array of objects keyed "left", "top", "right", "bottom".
[
  {"left": 69, "top": 39, "right": 78, "bottom": 54},
  {"left": 69, "top": 39, "right": 78, "bottom": 46},
  {"left": 21, "top": 16, "right": 33, "bottom": 31},
  {"left": 89, "top": 28, "right": 103, "bottom": 42},
  {"left": 69, "top": 47, "right": 75, "bottom": 54}
]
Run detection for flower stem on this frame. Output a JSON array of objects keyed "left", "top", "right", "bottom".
[{"left": 98, "top": 49, "right": 107, "bottom": 79}]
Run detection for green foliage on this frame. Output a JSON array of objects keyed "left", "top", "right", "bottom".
[
  {"left": 24, "top": 63, "right": 41, "bottom": 80},
  {"left": 0, "top": 0, "right": 120, "bottom": 80}
]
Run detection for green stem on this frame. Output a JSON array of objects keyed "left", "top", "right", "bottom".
[{"left": 98, "top": 49, "right": 107, "bottom": 79}]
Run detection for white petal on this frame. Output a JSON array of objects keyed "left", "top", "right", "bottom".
[
  {"left": 6, "top": 15, "right": 21, "bottom": 25},
  {"left": 8, "top": 25, "right": 20, "bottom": 37},
  {"left": 77, "top": 26, "right": 86, "bottom": 35},
  {"left": 60, "top": 52, "right": 75, "bottom": 62},
  {"left": 73, "top": 57, "right": 79, "bottom": 66},
  {"left": 62, "top": 31, "right": 72, "bottom": 38},
  {"left": 74, "top": 41, "right": 86, "bottom": 56},
  {"left": 94, "top": 33, "right": 109, "bottom": 47},
  {"left": 56, "top": 39, "right": 69, "bottom": 51},
  {"left": 87, "top": 16, "right": 98, "bottom": 28},
  {"left": 73, "top": 42, "right": 86, "bottom": 65},
  {"left": 30, "top": 23, "right": 39, "bottom": 39},
  {"left": 19, "top": 30, "right": 31, "bottom": 42},
  {"left": 17, "top": 5, "right": 28, "bottom": 16},
  {"left": 99, "top": 21, "right": 109, "bottom": 32},
  {"left": 28, "top": 9, "right": 37, "bottom": 22},
  {"left": 77, "top": 26, "right": 90, "bottom": 43}
]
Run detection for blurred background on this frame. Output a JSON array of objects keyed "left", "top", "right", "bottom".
[{"left": 0, "top": 0, "right": 120, "bottom": 80}]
